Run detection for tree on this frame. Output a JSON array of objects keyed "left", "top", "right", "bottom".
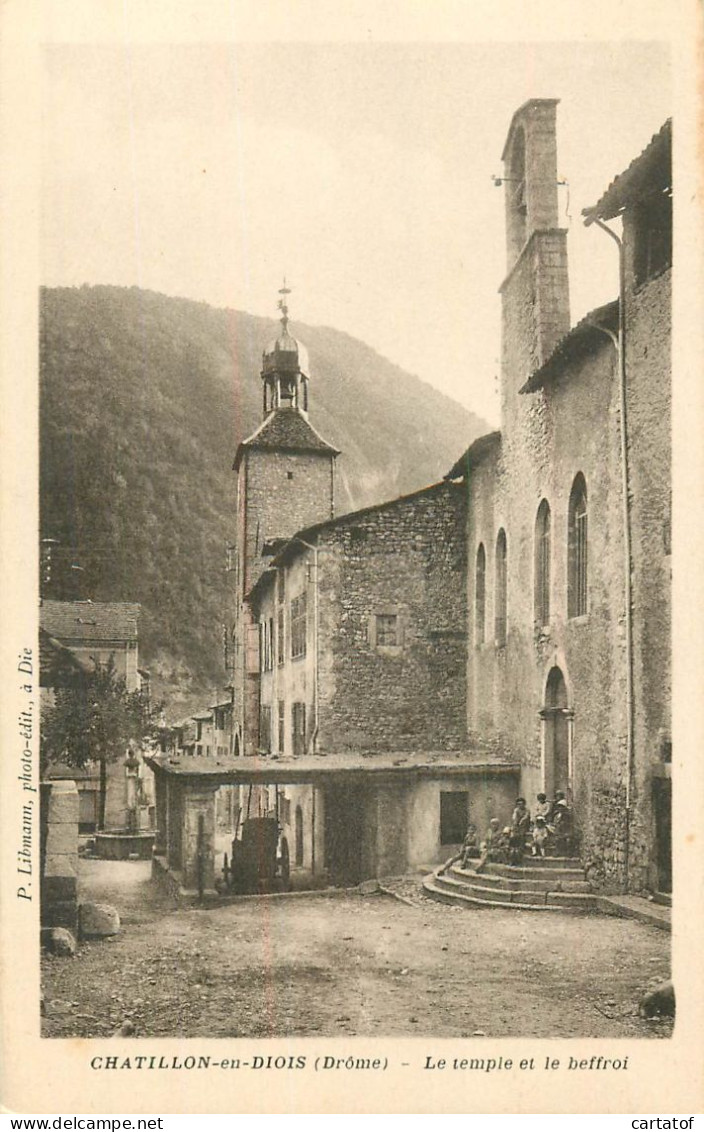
[{"left": 41, "top": 656, "right": 158, "bottom": 830}]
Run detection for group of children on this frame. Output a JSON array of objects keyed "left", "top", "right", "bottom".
[{"left": 458, "top": 792, "right": 575, "bottom": 871}]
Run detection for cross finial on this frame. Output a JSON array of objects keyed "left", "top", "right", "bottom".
[{"left": 277, "top": 277, "right": 291, "bottom": 331}]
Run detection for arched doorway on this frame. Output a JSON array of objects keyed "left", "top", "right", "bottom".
[{"left": 541, "top": 666, "right": 573, "bottom": 799}]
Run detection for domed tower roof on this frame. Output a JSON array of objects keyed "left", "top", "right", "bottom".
[
  {"left": 261, "top": 282, "right": 310, "bottom": 378},
  {"left": 234, "top": 281, "right": 339, "bottom": 470},
  {"left": 259, "top": 281, "right": 312, "bottom": 418}
]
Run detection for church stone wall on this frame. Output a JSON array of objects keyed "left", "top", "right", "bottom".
[
  {"left": 466, "top": 339, "right": 639, "bottom": 888},
  {"left": 315, "top": 482, "right": 468, "bottom": 754}
]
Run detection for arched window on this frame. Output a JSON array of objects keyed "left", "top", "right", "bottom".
[
  {"left": 506, "top": 127, "right": 528, "bottom": 264},
  {"left": 495, "top": 529, "right": 507, "bottom": 646},
  {"left": 534, "top": 500, "right": 551, "bottom": 626},
  {"left": 475, "top": 544, "right": 486, "bottom": 645},
  {"left": 295, "top": 805, "right": 304, "bottom": 867},
  {"left": 568, "top": 474, "right": 588, "bottom": 618}
]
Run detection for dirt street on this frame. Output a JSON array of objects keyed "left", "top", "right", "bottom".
[{"left": 41, "top": 861, "right": 672, "bottom": 1040}]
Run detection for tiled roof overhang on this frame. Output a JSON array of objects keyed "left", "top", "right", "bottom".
[
  {"left": 519, "top": 300, "right": 619, "bottom": 394},
  {"left": 583, "top": 119, "right": 671, "bottom": 224}
]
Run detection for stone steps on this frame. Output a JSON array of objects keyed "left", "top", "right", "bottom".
[
  {"left": 431, "top": 870, "right": 595, "bottom": 912},
  {"left": 447, "top": 863, "right": 592, "bottom": 894},
  {"left": 482, "top": 859, "right": 584, "bottom": 880},
  {"left": 652, "top": 891, "right": 672, "bottom": 908},
  {"left": 423, "top": 856, "right": 598, "bottom": 914}
]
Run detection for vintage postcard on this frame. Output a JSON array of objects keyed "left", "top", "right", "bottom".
[{"left": 1, "top": 0, "right": 703, "bottom": 1116}]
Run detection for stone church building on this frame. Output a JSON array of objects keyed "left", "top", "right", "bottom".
[
  {"left": 448, "top": 101, "right": 671, "bottom": 893},
  {"left": 150, "top": 100, "right": 671, "bottom": 900}
]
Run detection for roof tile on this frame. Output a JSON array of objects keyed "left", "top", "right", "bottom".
[
  {"left": 234, "top": 407, "right": 339, "bottom": 468},
  {"left": 40, "top": 600, "right": 141, "bottom": 642}
]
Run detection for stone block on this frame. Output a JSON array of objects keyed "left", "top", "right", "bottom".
[
  {"left": 47, "top": 790, "right": 79, "bottom": 825},
  {"left": 42, "top": 927, "right": 77, "bottom": 956},
  {"left": 359, "top": 878, "right": 380, "bottom": 894},
  {"left": 79, "top": 902, "right": 121, "bottom": 939},
  {"left": 41, "top": 900, "right": 78, "bottom": 934},
  {"left": 42, "top": 874, "right": 78, "bottom": 902},
  {"left": 639, "top": 981, "right": 675, "bottom": 1018},
  {"left": 43, "top": 852, "right": 78, "bottom": 878},
  {"left": 45, "top": 822, "right": 79, "bottom": 856}
]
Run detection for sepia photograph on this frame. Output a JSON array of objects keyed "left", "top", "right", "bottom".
[
  {"left": 2, "top": 0, "right": 702, "bottom": 1116},
  {"left": 36, "top": 36, "right": 675, "bottom": 1043}
]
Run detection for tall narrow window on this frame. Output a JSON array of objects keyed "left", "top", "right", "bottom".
[
  {"left": 495, "top": 529, "right": 507, "bottom": 646},
  {"left": 290, "top": 593, "right": 307, "bottom": 659},
  {"left": 295, "top": 805, "right": 304, "bottom": 866},
  {"left": 292, "top": 702, "right": 306, "bottom": 757},
  {"left": 259, "top": 705, "right": 272, "bottom": 754},
  {"left": 277, "top": 607, "right": 285, "bottom": 666},
  {"left": 506, "top": 126, "right": 527, "bottom": 264},
  {"left": 277, "top": 700, "right": 285, "bottom": 753},
  {"left": 376, "top": 614, "right": 398, "bottom": 647},
  {"left": 534, "top": 500, "right": 551, "bottom": 626},
  {"left": 568, "top": 474, "right": 588, "bottom": 618},
  {"left": 475, "top": 543, "right": 486, "bottom": 645},
  {"left": 260, "top": 618, "right": 273, "bottom": 672}
]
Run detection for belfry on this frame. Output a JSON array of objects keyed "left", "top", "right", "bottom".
[{"left": 230, "top": 285, "right": 339, "bottom": 756}]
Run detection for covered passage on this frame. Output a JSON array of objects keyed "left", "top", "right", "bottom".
[{"left": 145, "top": 753, "right": 520, "bottom": 903}]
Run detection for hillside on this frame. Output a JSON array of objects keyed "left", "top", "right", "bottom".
[{"left": 40, "top": 285, "right": 486, "bottom": 713}]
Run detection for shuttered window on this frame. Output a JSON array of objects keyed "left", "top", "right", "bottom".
[
  {"left": 292, "top": 702, "right": 306, "bottom": 757},
  {"left": 290, "top": 594, "right": 307, "bottom": 659},
  {"left": 259, "top": 705, "right": 272, "bottom": 754}
]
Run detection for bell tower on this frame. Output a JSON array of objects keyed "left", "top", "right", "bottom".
[
  {"left": 499, "top": 99, "right": 570, "bottom": 419},
  {"left": 230, "top": 284, "right": 340, "bottom": 755}
]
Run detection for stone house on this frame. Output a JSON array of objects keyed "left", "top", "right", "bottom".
[
  {"left": 211, "top": 696, "right": 235, "bottom": 759},
  {"left": 448, "top": 103, "right": 671, "bottom": 893},
  {"left": 40, "top": 600, "right": 142, "bottom": 691},
  {"left": 40, "top": 599, "right": 154, "bottom": 830},
  {"left": 192, "top": 710, "right": 214, "bottom": 757},
  {"left": 245, "top": 478, "right": 519, "bottom": 880},
  {"left": 248, "top": 480, "right": 469, "bottom": 758}
]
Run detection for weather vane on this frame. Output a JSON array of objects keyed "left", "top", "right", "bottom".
[{"left": 277, "top": 277, "right": 291, "bottom": 330}]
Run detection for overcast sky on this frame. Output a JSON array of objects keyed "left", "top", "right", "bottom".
[{"left": 42, "top": 41, "right": 670, "bottom": 423}]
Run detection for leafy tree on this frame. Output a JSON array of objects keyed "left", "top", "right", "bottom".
[{"left": 41, "top": 656, "right": 159, "bottom": 830}]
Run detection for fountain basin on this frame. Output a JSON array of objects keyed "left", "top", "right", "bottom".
[{"left": 94, "top": 830, "right": 155, "bottom": 860}]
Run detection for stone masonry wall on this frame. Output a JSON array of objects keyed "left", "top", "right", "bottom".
[
  {"left": 315, "top": 482, "right": 468, "bottom": 753},
  {"left": 467, "top": 334, "right": 638, "bottom": 889},
  {"left": 622, "top": 252, "right": 672, "bottom": 891},
  {"left": 470, "top": 256, "right": 671, "bottom": 891},
  {"left": 242, "top": 448, "right": 334, "bottom": 593}
]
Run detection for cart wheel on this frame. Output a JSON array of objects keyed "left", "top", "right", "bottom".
[{"left": 279, "top": 837, "right": 290, "bottom": 888}]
